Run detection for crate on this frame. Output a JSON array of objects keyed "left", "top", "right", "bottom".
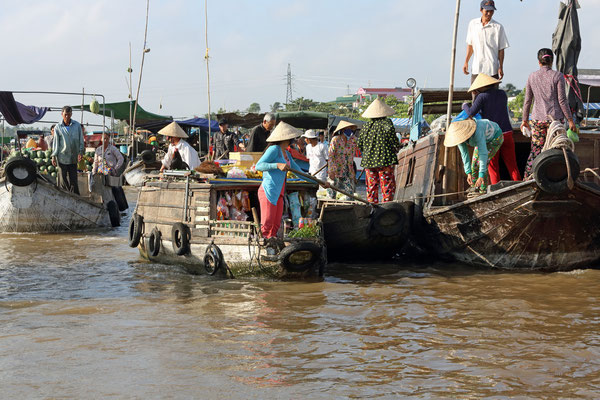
[{"left": 229, "top": 152, "right": 263, "bottom": 168}]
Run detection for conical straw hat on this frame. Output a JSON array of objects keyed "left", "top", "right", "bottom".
[
  {"left": 444, "top": 119, "right": 477, "bottom": 147},
  {"left": 468, "top": 74, "right": 501, "bottom": 93},
  {"left": 266, "top": 121, "right": 302, "bottom": 142},
  {"left": 361, "top": 97, "right": 395, "bottom": 118},
  {"left": 158, "top": 122, "right": 188, "bottom": 138},
  {"left": 333, "top": 120, "right": 358, "bottom": 134}
]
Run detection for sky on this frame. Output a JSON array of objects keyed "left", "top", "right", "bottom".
[{"left": 1, "top": 0, "right": 600, "bottom": 127}]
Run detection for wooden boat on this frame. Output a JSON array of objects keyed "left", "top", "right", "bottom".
[
  {"left": 0, "top": 156, "right": 126, "bottom": 232},
  {"left": 395, "top": 92, "right": 600, "bottom": 271},
  {"left": 129, "top": 172, "right": 326, "bottom": 279}
]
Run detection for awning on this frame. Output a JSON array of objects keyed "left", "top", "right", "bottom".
[
  {"left": 0, "top": 91, "right": 49, "bottom": 125},
  {"left": 274, "top": 111, "right": 365, "bottom": 130},
  {"left": 177, "top": 117, "right": 219, "bottom": 131},
  {"left": 71, "top": 101, "right": 171, "bottom": 124}
]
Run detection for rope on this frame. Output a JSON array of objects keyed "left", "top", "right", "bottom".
[{"left": 542, "top": 119, "right": 575, "bottom": 190}]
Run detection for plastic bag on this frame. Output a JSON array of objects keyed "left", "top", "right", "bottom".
[
  {"left": 287, "top": 192, "right": 302, "bottom": 228},
  {"left": 227, "top": 167, "right": 246, "bottom": 178},
  {"left": 216, "top": 195, "right": 229, "bottom": 220},
  {"left": 452, "top": 109, "right": 482, "bottom": 122},
  {"left": 522, "top": 126, "right": 532, "bottom": 138}
]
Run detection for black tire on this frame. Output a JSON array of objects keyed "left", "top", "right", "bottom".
[
  {"left": 5, "top": 157, "right": 37, "bottom": 187},
  {"left": 278, "top": 241, "right": 322, "bottom": 273},
  {"left": 140, "top": 150, "right": 155, "bottom": 164},
  {"left": 107, "top": 200, "right": 120, "bottom": 227},
  {"left": 128, "top": 213, "right": 143, "bottom": 248},
  {"left": 148, "top": 228, "right": 161, "bottom": 257},
  {"left": 369, "top": 202, "right": 407, "bottom": 237},
  {"left": 533, "top": 148, "right": 580, "bottom": 194},
  {"left": 111, "top": 186, "right": 129, "bottom": 211},
  {"left": 204, "top": 244, "right": 223, "bottom": 275},
  {"left": 172, "top": 222, "right": 191, "bottom": 256}
]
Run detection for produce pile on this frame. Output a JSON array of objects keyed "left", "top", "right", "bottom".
[
  {"left": 78, "top": 151, "right": 95, "bottom": 172},
  {"left": 7, "top": 149, "right": 58, "bottom": 178}
]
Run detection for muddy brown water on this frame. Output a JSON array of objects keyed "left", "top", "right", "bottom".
[{"left": 1, "top": 197, "right": 600, "bottom": 398}]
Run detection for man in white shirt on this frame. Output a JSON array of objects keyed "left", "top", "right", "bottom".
[
  {"left": 302, "top": 129, "right": 328, "bottom": 181},
  {"left": 159, "top": 122, "right": 201, "bottom": 171},
  {"left": 463, "top": 0, "right": 509, "bottom": 85}
]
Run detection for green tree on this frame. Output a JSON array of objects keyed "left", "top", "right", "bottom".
[
  {"left": 502, "top": 83, "right": 521, "bottom": 97},
  {"left": 247, "top": 103, "right": 261, "bottom": 113},
  {"left": 508, "top": 88, "right": 526, "bottom": 119},
  {"left": 270, "top": 102, "right": 283, "bottom": 112}
]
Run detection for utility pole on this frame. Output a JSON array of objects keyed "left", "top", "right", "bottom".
[{"left": 286, "top": 63, "right": 293, "bottom": 106}]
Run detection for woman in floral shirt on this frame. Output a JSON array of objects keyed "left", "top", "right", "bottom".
[
  {"left": 358, "top": 98, "right": 400, "bottom": 203},
  {"left": 327, "top": 121, "right": 358, "bottom": 199}
]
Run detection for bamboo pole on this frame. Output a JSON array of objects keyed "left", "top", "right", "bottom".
[
  {"left": 204, "top": 0, "right": 212, "bottom": 157},
  {"left": 442, "top": 0, "right": 461, "bottom": 202},
  {"left": 132, "top": 0, "right": 150, "bottom": 158}
]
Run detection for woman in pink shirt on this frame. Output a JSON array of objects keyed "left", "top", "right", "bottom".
[{"left": 521, "top": 48, "right": 576, "bottom": 178}]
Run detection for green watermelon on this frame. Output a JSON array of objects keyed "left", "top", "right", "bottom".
[
  {"left": 51, "top": 172, "right": 57, "bottom": 177},
  {"left": 39, "top": 166, "right": 47, "bottom": 172},
  {"left": 43, "top": 158, "right": 50, "bottom": 166},
  {"left": 47, "top": 165, "right": 55, "bottom": 173},
  {"left": 37, "top": 150, "right": 44, "bottom": 158},
  {"left": 44, "top": 150, "right": 52, "bottom": 158},
  {"left": 90, "top": 99, "right": 100, "bottom": 114},
  {"left": 35, "top": 158, "right": 43, "bottom": 166}
]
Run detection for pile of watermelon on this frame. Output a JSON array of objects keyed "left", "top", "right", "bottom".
[{"left": 7, "top": 149, "right": 57, "bottom": 178}]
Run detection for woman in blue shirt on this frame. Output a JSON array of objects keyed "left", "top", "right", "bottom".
[
  {"left": 445, "top": 119, "right": 504, "bottom": 196},
  {"left": 255, "top": 122, "right": 307, "bottom": 239}
]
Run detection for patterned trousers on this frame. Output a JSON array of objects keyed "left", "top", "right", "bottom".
[
  {"left": 524, "top": 120, "right": 552, "bottom": 179},
  {"left": 471, "top": 135, "right": 504, "bottom": 193},
  {"left": 327, "top": 176, "right": 356, "bottom": 200},
  {"left": 365, "top": 166, "right": 396, "bottom": 203}
]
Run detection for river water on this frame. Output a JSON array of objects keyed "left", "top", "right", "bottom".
[{"left": 1, "top": 200, "right": 600, "bottom": 399}]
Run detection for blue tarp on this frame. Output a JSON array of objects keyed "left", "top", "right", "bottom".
[
  {"left": 177, "top": 117, "right": 219, "bottom": 131},
  {"left": 584, "top": 103, "right": 600, "bottom": 110}
]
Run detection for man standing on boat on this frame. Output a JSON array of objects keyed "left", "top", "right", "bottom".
[
  {"left": 52, "top": 106, "right": 84, "bottom": 195},
  {"left": 159, "top": 122, "right": 201, "bottom": 171},
  {"left": 463, "top": 1, "right": 509, "bottom": 87},
  {"left": 247, "top": 113, "right": 276, "bottom": 152},
  {"left": 213, "top": 118, "right": 236, "bottom": 160}
]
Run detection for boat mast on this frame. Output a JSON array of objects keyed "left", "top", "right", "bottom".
[
  {"left": 442, "top": 0, "right": 461, "bottom": 198},
  {"left": 204, "top": 0, "right": 212, "bottom": 157},
  {"left": 132, "top": 0, "right": 150, "bottom": 159}
]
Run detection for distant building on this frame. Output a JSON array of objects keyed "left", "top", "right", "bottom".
[{"left": 356, "top": 87, "right": 412, "bottom": 102}]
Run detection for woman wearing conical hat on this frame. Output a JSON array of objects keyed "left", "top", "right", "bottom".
[
  {"left": 255, "top": 122, "right": 319, "bottom": 240},
  {"left": 358, "top": 98, "right": 400, "bottom": 203},
  {"left": 327, "top": 121, "right": 359, "bottom": 200},
  {"left": 159, "top": 122, "right": 200, "bottom": 171},
  {"left": 462, "top": 73, "right": 521, "bottom": 183},
  {"left": 445, "top": 118, "right": 504, "bottom": 196}
]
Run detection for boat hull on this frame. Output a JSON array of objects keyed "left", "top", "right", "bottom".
[
  {"left": 0, "top": 178, "right": 109, "bottom": 232},
  {"left": 416, "top": 180, "right": 600, "bottom": 271}
]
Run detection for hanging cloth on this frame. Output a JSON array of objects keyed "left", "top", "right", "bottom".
[{"left": 0, "top": 91, "right": 49, "bottom": 125}]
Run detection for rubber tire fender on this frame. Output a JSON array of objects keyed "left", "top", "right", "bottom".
[
  {"left": 172, "top": 222, "right": 191, "bottom": 256},
  {"left": 204, "top": 244, "right": 223, "bottom": 275},
  {"left": 148, "top": 228, "right": 161, "bottom": 257},
  {"left": 278, "top": 241, "right": 322, "bottom": 273},
  {"left": 107, "top": 200, "right": 121, "bottom": 227},
  {"left": 128, "top": 213, "right": 143, "bottom": 248},
  {"left": 5, "top": 157, "right": 37, "bottom": 187},
  {"left": 369, "top": 202, "right": 407, "bottom": 238},
  {"left": 532, "top": 148, "right": 580, "bottom": 194},
  {"left": 111, "top": 186, "right": 129, "bottom": 211},
  {"left": 140, "top": 150, "right": 156, "bottom": 164}
]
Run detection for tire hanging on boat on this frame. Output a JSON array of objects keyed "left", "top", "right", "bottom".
[
  {"left": 106, "top": 200, "right": 121, "bottom": 227},
  {"left": 203, "top": 244, "right": 223, "bottom": 275},
  {"left": 111, "top": 186, "right": 129, "bottom": 211},
  {"left": 278, "top": 241, "right": 322, "bottom": 273},
  {"left": 128, "top": 213, "right": 143, "bottom": 248},
  {"left": 140, "top": 150, "right": 156, "bottom": 164},
  {"left": 148, "top": 228, "right": 161, "bottom": 257},
  {"left": 5, "top": 157, "right": 37, "bottom": 187},
  {"left": 532, "top": 148, "right": 580, "bottom": 194},
  {"left": 368, "top": 202, "right": 407, "bottom": 238},
  {"left": 171, "top": 222, "right": 191, "bottom": 256}
]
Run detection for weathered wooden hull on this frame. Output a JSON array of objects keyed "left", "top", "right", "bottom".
[
  {"left": 417, "top": 180, "right": 600, "bottom": 271},
  {"left": 321, "top": 200, "right": 413, "bottom": 261},
  {"left": 0, "top": 178, "right": 109, "bottom": 232},
  {"left": 134, "top": 179, "right": 326, "bottom": 279}
]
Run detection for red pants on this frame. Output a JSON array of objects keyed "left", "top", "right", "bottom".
[
  {"left": 258, "top": 185, "right": 284, "bottom": 238},
  {"left": 365, "top": 166, "right": 396, "bottom": 204},
  {"left": 488, "top": 131, "right": 521, "bottom": 184}
]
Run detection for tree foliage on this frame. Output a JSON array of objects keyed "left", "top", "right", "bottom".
[
  {"left": 508, "top": 88, "right": 526, "bottom": 119},
  {"left": 247, "top": 103, "right": 261, "bottom": 113}
]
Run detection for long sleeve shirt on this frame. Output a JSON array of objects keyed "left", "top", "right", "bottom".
[
  {"left": 92, "top": 144, "right": 124, "bottom": 175},
  {"left": 357, "top": 118, "right": 400, "bottom": 169},
  {"left": 462, "top": 88, "right": 513, "bottom": 133},
  {"left": 162, "top": 140, "right": 201, "bottom": 170},
  {"left": 523, "top": 66, "right": 572, "bottom": 122},
  {"left": 457, "top": 119, "right": 503, "bottom": 178},
  {"left": 51, "top": 119, "right": 84, "bottom": 165},
  {"left": 256, "top": 145, "right": 305, "bottom": 205},
  {"left": 328, "top": 135, "right": 356, "bottom": 180},
  {"left": 246, "top": 124, "right": 270, "bottom": 153}
]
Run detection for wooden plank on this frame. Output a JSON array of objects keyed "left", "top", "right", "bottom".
[
  {"left": 210, "top": 227, "right": 252, "bottom": 233},
  {"left": 191, "top": 228, "right": 210, "bottom": 237}
]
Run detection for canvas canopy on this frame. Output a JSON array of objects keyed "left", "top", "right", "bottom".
[{"left": 71, "top": 101, "right": 171, "bottom": 124}]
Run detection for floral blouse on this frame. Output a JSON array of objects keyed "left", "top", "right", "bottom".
[
  {"left": 358, "top": 118, "right": 400, "bottom": 169},
  {"left": 328, "top": 134, "right": 357, "bottom": 180}
]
